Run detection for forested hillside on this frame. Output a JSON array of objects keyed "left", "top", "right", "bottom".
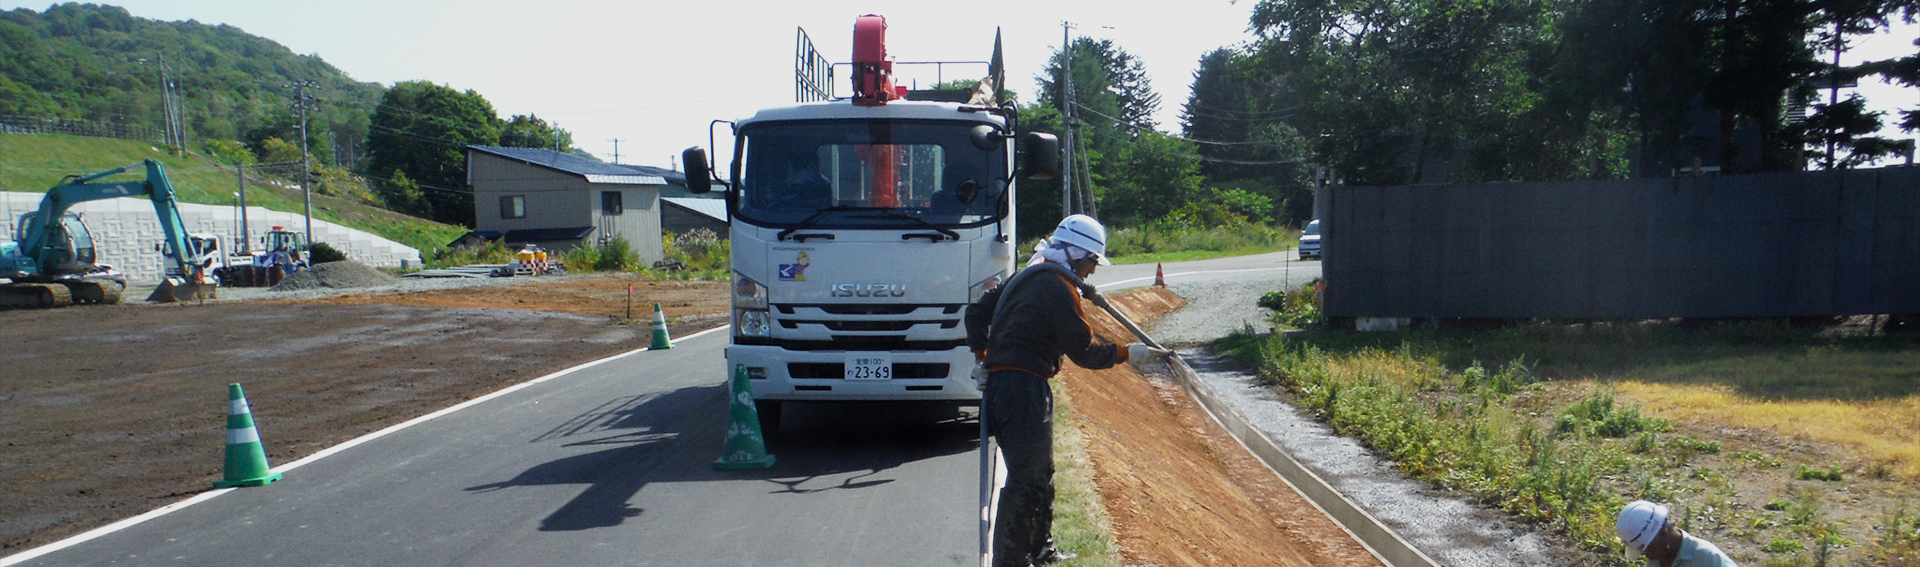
[
  {"left": 0, "top": 3, "right": 381, "bottom": 165},
  {"left": 0, "top": 3, "right": 579, "bottom": 229}
]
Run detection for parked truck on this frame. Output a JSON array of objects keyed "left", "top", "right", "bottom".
[
  {"left": 681, "top": 15, "right": 1058, "bottom": 426},
  {"left": 0, "top": 159, "right": 215, "bottom": 308}
]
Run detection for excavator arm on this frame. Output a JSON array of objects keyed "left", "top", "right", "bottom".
[{"left": 3, "top": 159, "right": 212, "bottom": 306}]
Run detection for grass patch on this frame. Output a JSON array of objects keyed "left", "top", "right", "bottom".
[
  {"left": 1105, "top": 223, "right": 1292, "bottom": 265},
  {"left": 1794, "top": 464, "right": 1846, "bottom": 482},
  {"left": 1258, "top": 279, "right": 1324, "bottom": 330},
  {"left": 1, "top": 134, "right": 467, "bottom": 258},
  {"left": 1051, "top": 380, "right": 1120, "bottom": 566},
  {"left": 1223, "top": 320, "right": 1920, "bottom": 562}
]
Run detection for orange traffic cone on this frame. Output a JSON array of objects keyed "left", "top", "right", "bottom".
[{"left": 1154, "top": 263, "right": 1167, "bottom": 287}]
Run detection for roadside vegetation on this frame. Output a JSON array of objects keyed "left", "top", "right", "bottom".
[
  {"left": 1237, "top": 284, "right": 1920, "bottom": 565},
  {"left": 1052, "top": 381, "right": 1122, "bottom": 567},
  {"left": 1106, "top": 217, "right": 1293, "bottom": 265}
]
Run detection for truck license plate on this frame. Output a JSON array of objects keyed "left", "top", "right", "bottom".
[{"left": 844, "top": 355, "right": 893, "bottom": 381}]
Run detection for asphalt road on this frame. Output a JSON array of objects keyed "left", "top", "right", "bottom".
[
  {"left": 12, "top": 327, "right": 979, "bottom": 566},
  {"left": 11, "top": 250, "right": 1313, "bottom": 567}
]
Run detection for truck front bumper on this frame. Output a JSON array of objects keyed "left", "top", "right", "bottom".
[{"left": 725, "top": 344, "right": 982, "bottom": 402}]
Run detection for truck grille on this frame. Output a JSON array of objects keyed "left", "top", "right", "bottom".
[
  {"left": 788, "top": 362, "right": 951, "bottom": 379},
  {"left": 771, "top": 303, "right": 965, "bottom": 336}
]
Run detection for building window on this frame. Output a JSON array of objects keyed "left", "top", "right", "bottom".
[
  {"left": 602, "top": 191, "right": 623, "bottom": 215},
  {"left": 501, "top": 195, "right": 526, "bottom": 219}
]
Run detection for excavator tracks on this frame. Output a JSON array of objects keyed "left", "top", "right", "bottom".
[
  {"left": 0, "top": 279, "right": 123, "bottom": 309},
  {"left": 67, "top": 279, "right": 125, "bottom": 305},
  {"left": 0, "top": 283, "right": 74, "bottom": 309}
]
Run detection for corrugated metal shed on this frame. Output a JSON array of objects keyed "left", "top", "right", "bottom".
[{"left": 662, "top": 197, "right": 727, "bottom": 223}]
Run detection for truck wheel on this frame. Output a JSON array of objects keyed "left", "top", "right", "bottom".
[{"left": 755, "top": 400, "right": 783, "bottom": 432}]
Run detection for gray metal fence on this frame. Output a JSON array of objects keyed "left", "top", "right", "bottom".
[
  {"left": 1321, "top": 166, "right": 1920, "bottom": 319},
  {"left": 0, "top": 115, "right": 164, "bottom": 142}
]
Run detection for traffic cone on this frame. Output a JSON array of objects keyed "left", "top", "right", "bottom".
[
  {"left": 648, "top": 303, "right": 674, "bottom": 350},
  {"left": 714, "top": 365, "right": 776, "bottom": 470},
  {"left": 1154, "top": 263, "right": 1167, "bottom": 287},
  {"left": 214, "top": 383, "right": 282, "bottom": 488}
]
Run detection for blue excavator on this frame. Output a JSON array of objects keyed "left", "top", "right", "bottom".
[{"left": 0, "top": 159, "right": 216, "bottom": 308}]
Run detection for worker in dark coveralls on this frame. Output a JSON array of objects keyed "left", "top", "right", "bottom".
[{"left": 964, "top": 214, "right": 1169, "bottom": 566}]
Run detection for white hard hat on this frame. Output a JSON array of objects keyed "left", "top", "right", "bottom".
[
  {"left": 1616, "top": 500, "right": 1669, "bottom": 558},
  {"left": 1049, "top": 214, "right": 1110, "bottom": 265}
]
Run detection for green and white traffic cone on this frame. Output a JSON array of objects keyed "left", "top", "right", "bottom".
[
  {"left": 714, "top": 365, "right": 775, "bottom": 470},
  {"left": 214, "top": 383, "right": 283, "bottom": 488},
  {"left": 649, "top": 303, "right": 674, "bottom": 350}
]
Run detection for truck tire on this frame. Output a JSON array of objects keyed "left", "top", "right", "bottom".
[{"left": 756, "top": 400, "right": 783, "bottom": 433}]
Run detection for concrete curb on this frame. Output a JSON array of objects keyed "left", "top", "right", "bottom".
[{"left": 1165, "top": 354, "right": 1440, "bottom": 567}]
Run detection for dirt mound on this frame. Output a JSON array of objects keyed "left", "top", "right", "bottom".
[{"left": 269, "top": 260, "right": 400, "bottom": 291}]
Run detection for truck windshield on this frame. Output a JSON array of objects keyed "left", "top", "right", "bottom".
[{"left": 736, "top": 119, "right": 1007, "bottom": 229}]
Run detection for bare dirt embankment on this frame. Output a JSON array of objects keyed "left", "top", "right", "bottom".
[
  {"left": 1063, "top": 287, "right": 1382, "bottom": 567},
  {"left": 3, "top": 271, "right": 1376, "bottom": 566}
]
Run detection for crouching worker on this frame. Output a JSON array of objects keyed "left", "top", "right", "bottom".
[
  {"left": 1617, "top": 500, "right": 1738, "bottom": 567},
  {"left": 965, "top": 214, "right": 1170, "bottom": 566}
]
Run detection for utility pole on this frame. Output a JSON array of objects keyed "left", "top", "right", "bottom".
[
  {"left": 235, "top": 162, "right": 251, "bottom": 254},
  {"left": 1059, "top": 21, "right": 1077, "bottom": 216},
  {"left": 1825, "top": 23, "right": 1844, "bottom": 169},
  {"left": 287, "top": 80, "right": 319, "bottom": 247},
  {"left": 144, "top": 54, "right": 184, "bottom": 150},
  {"left": 611, "top": 139, "right": 623, "bottom": 164}
]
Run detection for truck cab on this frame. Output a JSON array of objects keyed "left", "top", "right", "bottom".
[{"left": 682, "top": 15, "right": 1057, "bottom": 423}]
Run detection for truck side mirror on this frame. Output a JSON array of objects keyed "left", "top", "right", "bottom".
[
  {"left": 1022, "top": 132, "right": 1060, "bottom": 180},
  {"left": 682, "top": 147, "right": 713, "bottom": 194},
  {"left": 969, "top": 124, "right": 1004, "bottom": 151}
]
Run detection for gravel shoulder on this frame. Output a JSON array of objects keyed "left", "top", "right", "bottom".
[{"left": 1142, "top": 270, "right": 1591, "bottom": 565}]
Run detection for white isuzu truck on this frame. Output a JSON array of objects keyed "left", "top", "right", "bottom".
[{"left": 682, "top": 15, "right": 1058, "bottom": 426}]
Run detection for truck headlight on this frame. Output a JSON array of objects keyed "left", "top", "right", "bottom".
[
  {"left": 733, "top": 272, "right": 768, "bottom": 309},
  {"left": 733, "top": 272, "right": 770, "bottom": 337},
  {"left": 735, "top": 309, "right": 771, "bottom": 337}
]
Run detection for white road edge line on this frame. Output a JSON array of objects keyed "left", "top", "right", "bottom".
[{"left": 0, "top": 324, "right": 731, "bottom": 567}]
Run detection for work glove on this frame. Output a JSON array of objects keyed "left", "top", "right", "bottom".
[
  {"left": 971, "top": 363, "right": 990, "bottom": 391},
  {"left": 1127, "top": 343, "right": 1172, "bottom": 366}
]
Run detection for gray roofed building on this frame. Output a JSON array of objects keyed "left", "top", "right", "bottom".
[
  {"left": 467, "top": 146, "right": 688, "bottom": 184},
  {"left": 466, "top": 146, "right": 693, "bottom": 265},
  {"left": 662, "top": 197, "right": 728, "bottom": 237}
]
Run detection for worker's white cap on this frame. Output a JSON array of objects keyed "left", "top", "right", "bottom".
[{"left": 1616, "top": 500, "right": 1669, "bottom": 558}]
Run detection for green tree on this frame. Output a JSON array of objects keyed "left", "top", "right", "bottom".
[
  {"left": 1793, "top": 95, "right": 1906, "bottom": 167},
  {"left": 257, "top": 137, "right": 302, "bottom": 166},
  {"left": 1181, "top": 48, "right": 1318, "bottom": 223},
  {"left": 1250, "top": 0, "right": 1569, "bottom": 184},
  {"left": 1857, "top": 36, "right": 1918, "bottom": 132},
  {"left": 0, "top": 4, "right": 381, "bottom": 153},
  {"left": 365, "top": 81, "right": 500, "bottom": 226},
  {"left": 1102, "top": 131, "right": 1206, "bottom": 226},
  {"left": 245, "top": 107, "right": 334, "bottom": 166},
  {"left": 499, "top": 114, "right": 572, "bottom": 151}
]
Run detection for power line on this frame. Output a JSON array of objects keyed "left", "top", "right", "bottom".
[{"left": 1067, "top": 102, "right": 1309, "bottom": 165}]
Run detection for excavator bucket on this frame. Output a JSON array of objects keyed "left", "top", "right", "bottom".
[{"left": 148, "top": 277, "right": 214, "bottom": 303}]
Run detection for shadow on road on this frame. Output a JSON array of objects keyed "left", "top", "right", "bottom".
[{"left": 463, "top": 385, "right": 979, "bottom": 532}]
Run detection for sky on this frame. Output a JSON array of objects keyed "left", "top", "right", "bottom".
[
  {"left": 68, "top": 0, "right": 1265, "bottom": 169},
  {"left": 15, "top": 1, "right": 1919, "bottom": 167}
]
